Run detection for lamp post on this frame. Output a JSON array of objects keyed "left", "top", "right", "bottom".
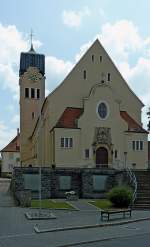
[
  {"left": 39, "top": 166, "right": 42, "bottom": 215},
  {"left": 124, "top": 152, "right": 127, "bottom": 169}
]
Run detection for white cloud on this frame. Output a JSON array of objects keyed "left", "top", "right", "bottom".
[
  {"left": 0, "top": 121, "right": 16, "bottom": 151},
  {"left": 5, "top": 105, "right": 14, "bottom": 112},
  {"left": 0, "top": 64, "right": 18, "bottom": 95},
  {"left": 75, "top": 40, "right": 93, "bottom": 62},
  {"left": 11, "top": 114, "right": 20, "bottom": 124},
  {"left": 62, "top": 7, "right": 91, "bottom": 28},
  {"left": 45, "top": 56, "right": 73, "bottom": 92},
  {"left": 0, "top": 23, "right": 41, "bottom": 100},
  {"left": 100, "top": 20, "right": 142, "bottom": 62}
]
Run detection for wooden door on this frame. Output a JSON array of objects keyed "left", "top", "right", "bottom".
[{"left": 96, "top": 147, "right": 108, "bottom": 165}]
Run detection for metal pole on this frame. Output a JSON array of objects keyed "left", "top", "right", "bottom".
[
  {"left": 124, "top": 152, "right": 127, "bottom": 169},
  {"left": 39, "top": 166, "right": 42, "bottom": 215}
]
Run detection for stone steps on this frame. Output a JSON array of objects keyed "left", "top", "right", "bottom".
[{"left": 134, "top": 171, "right": 150, "bottom": 209}]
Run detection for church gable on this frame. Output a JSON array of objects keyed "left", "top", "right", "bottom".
[{"left": 47, "top": 39, "right": 143, "bottom": 128}]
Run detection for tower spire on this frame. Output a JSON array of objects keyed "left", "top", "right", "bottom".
[{"left": 29, "top": 29, "right": 35, "bottom": 52}]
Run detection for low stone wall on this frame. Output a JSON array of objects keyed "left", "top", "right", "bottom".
[{"left": 11, "top": 167, "right": 124, "bottom": 199}]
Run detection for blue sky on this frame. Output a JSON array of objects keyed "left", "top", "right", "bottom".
[{"left": 0, "top": 0, "right": 150, "bottom": 149}]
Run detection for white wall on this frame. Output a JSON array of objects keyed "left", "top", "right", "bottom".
[{"left": 1, "top": 152, "right": 20, "bottom": 174}]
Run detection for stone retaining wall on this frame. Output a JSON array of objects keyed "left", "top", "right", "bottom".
[{"left": 11, "top": 167, "right": 124, "bottom": 199}]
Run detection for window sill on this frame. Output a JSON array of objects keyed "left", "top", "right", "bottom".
[{"left": 60, "top": 147, "right": 73, "bottom": 149}]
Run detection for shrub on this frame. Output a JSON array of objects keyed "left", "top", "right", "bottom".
[{"left": 107, "top": 186, "right": 133, "bottom": 208}]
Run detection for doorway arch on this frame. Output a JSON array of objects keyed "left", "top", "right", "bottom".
[{"left": 96, "top": 147, "right": 108, "bottom": 165}]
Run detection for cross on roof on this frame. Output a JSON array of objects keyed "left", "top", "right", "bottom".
[
  {"left": 30, "top": 29, "right": 34, "bottom": 47},
  {"left": 29, "top": 29, "right": 35, "bottom": 52}
]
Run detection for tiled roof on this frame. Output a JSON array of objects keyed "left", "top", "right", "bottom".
[
  {"left": 120, "top": 111, "right": 148, "bottom": 133},
  {"left": 55, "top": 107, "right": 83, "bottom": 128},
  {"left": 0, "top": 134, "right": 20, "bottom": 152}
]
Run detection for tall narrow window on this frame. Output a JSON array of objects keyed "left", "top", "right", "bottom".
[
  {"left": 69, "top": 138, "right": 73, "bottom": 148},
  {"left": 100, "top": 56, "right": 102, "bottom": 62},
  {"left": 25, "top": 88, "right": 29, "bottom": 98},
  {"left": 61, "top": 138, "right": 64, "bottom": 148},
  {"left": 31, "top": 88, "right": 35, "bottom": 98},
  {"left": 85, "top": 149, "right": 89, "bottom": 159},
  {"left": 37, "top": 89, "right": 40, "bottom": 99},
  {"left": 140, "top": 141, "right": 143, "bottom": 150},
  {"left": 132, "top": 141, "right": 135, "bottom": 150},
  {"left": 92, "top": 55, "right": 94, "bottom": 62},
  {"left": 108, "top": 73, "right": 111, "bottom": 81},
  {"left": 32, "top": 112, "right": 35, "bottom": 119},
  {"left": 83, "top": 70, "right": 86, "bottom": 79},
  {"left": 136, "top": 141, "right": 139, "bottom": 150},
  {"left": 115, "top": 150, "right": 117, "bottom": 158},
  {"left": 65, "top": 138, "right": 69, "bottom": 148}
]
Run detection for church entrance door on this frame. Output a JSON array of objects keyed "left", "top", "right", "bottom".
[{"left": 96, "top": 147, "right": 108, "bottom": 166}]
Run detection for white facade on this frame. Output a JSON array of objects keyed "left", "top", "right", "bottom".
[{"left": 1, "top": 152, "right": 20, "bottom": 174}]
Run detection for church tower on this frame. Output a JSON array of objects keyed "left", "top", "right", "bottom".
[{"left": 19, "top": 42, "right": 45, "bottom": 165}]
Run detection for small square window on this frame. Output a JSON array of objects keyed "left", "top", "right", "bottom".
[
  {"left": 132, "top": 140, "right": 143, "bottom": 151},
  {"left": 61, "top": 137, "right": 73, "bottom": 148}
]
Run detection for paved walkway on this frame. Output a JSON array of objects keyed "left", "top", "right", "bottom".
[
  {"left": 65, "top": 199, "right": 99, "bottom": 211},
  {"left": 0, "top": 178, "right": 15, "bottom": 207}
]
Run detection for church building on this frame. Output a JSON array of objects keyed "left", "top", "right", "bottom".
[{"left": 19, "top": 39, "right": 148, "bottom": 170}]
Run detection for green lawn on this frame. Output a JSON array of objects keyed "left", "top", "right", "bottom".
[
  {"left": 88, "top": 199, "right": 113, "bottom": 209},
  {"left": 31, "top": 199, "right": 75, "bottom": 209}
]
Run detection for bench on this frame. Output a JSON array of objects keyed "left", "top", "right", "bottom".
[{"left": 101, "top": 208, "right": 132, "bottom": 221}]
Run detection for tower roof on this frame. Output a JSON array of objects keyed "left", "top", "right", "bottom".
[
  {"left": 19, "top": 49, "right": 45, "bottom": 76},
  {"left": 19, "top": 30, "right": 45, "bottom": 76}
]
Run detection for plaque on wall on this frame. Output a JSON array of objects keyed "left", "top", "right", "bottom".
[
  {"left": 24, "top": 174, "right": 39, "bottom": 191},
  {"left": 93, "top": 175, "right": 107, "bottom": 191},
  {"left": 59, "top": 176, "right": 71, "bottom": 191}
]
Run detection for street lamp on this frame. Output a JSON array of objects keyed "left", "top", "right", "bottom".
[{"left": 124, "top": 152, "right": 127, "bottom": 169}]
